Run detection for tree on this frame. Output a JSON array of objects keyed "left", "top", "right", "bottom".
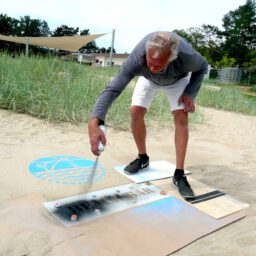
[
  {"left": 0, "top": 14, "right": 51, "bottom": 53},
  {"left": 18, "top": 15, "right": 51, "bottom": 37},
  {"left": 174, "top": 0, "right": 256, "bottom": 68},
  {"left": 0, "top": 14, "right": 16, "bottom": 51},
  {"left": 215, "top": 55, "right": 236, "bottom": 68},
  {"left": 0, "top": 14, "right": 15, "bottom": 35},
  {"left": 106, "top": 46, "right": 116, "bottom": 53},
  {"left": 0, "top": 14, "right": 51, "bottom": 37},
  {"left": 40, "top": 21, "right": 52, "bottom": 37},
  {"left": 173, "top": 29, "right": 192, "bottom": 43},
  {"left": 79, "top": 29, "right": 99, "bottom": 53},
  {"left": 221, "top": 0, "right": 256, "bottom": 66},
  {"left": 174, "top": 26, "right": 224, "bottom": 65},
  {"left": 99, "top": 47, "right": 107, "bottom": 53},
  {"left": 52, "top": 25, "right": 79, "bottom": 36},
  {"left": 196, "top": 24, "right": 224, "bottom": 64}
]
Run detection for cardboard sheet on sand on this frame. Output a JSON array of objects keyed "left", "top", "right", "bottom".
[
  {"left": 0, "top": 193, "right": 84, "bottom": 245},
  {"left": 52, "top": 197, "right": 246, "bottom": 256},
  {"left": 0, "top": 189, "right": 246, "bottom": 256},
  {"left": 115, "top": 160, "right": 249, "bottom": 219},
  {"left": 114, "top": 160, "right": 190, "bottom": 183},
  {"left": 152, "top": 177, "right": 249, "bottom": 219}
]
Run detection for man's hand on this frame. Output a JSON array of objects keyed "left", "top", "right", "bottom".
[
  {"left": 178, "top": 95, "right": 195, "bottom": 113},
  {"left": 88, "top": 118, "right": 106, "bottom": 155}
]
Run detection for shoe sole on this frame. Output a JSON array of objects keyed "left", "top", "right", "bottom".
[
  {"left": 180, "top": 194, "right": 195, "bottom": 199},
  {"left": 124, "top": 165, "right": 149, "bottom": 175}
]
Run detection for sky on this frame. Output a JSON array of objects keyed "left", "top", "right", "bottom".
[{"left": 0, "top": 0, "right": 247, "bottom": 53}]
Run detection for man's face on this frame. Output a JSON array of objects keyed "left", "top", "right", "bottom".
[{"left": 146, "top": 47, "right": 170, "bottom": 74}]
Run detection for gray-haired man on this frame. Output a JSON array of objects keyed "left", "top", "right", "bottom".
[{"left": 88, "top": 31, "right": 208, "bottom": 198}]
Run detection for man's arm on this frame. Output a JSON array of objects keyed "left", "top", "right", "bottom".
[
  {"left": 88, "top": 53, "right": 141, "bottom": 155},
  {"left": 91, "top": 33, "right": 148, "bottom": 122},
  {"left": 176, "top": 42, "right": 208, "bottom": 113},
  {"left": 91, "top": 69, "right": 133, "bottom": 122},
  {"left": 88, "top": 69, "right": 133, "bottom": 155},
  {"left": 88, "top": 117, "right": 106, "bottom": 155},
  {"left": 181, "top": 50, "right": 208, "bottom": 99}
]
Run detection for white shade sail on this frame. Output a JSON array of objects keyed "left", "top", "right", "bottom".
[{"left": 0, "top": 33, "right": 107, "bottom": 52}]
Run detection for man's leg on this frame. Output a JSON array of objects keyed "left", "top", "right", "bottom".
[
  {"left": 172, "top": 109, "right": 189, "bottom": 170},
  {"left": 124, "top": 106, "right": 149, "bottom": 174},
  {"left": 130, "top": 106, "right": 147, "bottom": 154},
  {"left": 124, "top": 77, "right": 157, "bottom": 175},
  {"left": 171, "top": 109, "right": 194, "bottom": 198},
  {"left": 163, "top": 74, "right": 194, "bottom": 198}
]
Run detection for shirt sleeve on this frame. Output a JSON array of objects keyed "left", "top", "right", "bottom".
[
  {"left": 180, "top": 50, "right": 208, "bottom": 99},
  {"left": 91, "top": 34, "right": 148, "bottom": 122},
  {"left": 91, "top": 54, "right": 139, "bottom": 121}
]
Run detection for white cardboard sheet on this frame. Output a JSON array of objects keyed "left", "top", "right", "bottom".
[{"left": 113, "top": 160, "right": 190, "bottom": 183}]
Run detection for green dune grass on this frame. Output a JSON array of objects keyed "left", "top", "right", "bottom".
[{"left": 1, "top": 54, "right": 255, "bottom": 129}]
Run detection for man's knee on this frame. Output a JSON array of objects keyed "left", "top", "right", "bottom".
[
  {"left": 172, "top": 109, "right": 188, "bottom": 127},
  {"left": 130, "top": 106, "right": 147, "bottom": 122}
]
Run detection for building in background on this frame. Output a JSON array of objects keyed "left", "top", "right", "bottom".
[
  {"left": 61, "top": 52, "right": 129, "bottom": 67},
  {"left": 93, "top": 53, "right": 129, "bottom": 67}
]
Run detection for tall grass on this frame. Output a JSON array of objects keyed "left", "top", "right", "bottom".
[
  {"left": 0, "top": 54, "right": 202, "bottom": 129},
  {"left": 0, "top": 54, "right": 112, "bottom": 122},
  {"left": 197, "top": 84, "right": 256, "bottom": 116},
  {"left": 251, "top": 85, "right": 256, "bottom": 93},
  {"left": 1, "top": 54, "right": 255, "bottom": 130}
]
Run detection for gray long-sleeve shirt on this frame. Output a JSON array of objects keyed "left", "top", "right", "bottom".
[{"left": 91, "top": 31, "right": 208, "bottom": 121}]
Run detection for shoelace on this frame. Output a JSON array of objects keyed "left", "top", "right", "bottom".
[
  {"left": 174, "top": 175, "right": 191, "bottom": 187},
  {"left": 129, "top": 157, "right": 140, "bottom": 164}
]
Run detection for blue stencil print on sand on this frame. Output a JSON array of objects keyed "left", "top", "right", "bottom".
[{"left": 29, "top": 156, "right": 106, "bottom": 185}]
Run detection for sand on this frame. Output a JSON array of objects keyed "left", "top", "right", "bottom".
[{"left": 0, "top": 107, "right": 255, "bottom": 256}]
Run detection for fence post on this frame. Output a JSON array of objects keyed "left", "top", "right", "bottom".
[
  {"left": 109, "top": 29, "right": 115, "bottom": 66},
  {"left": 25, "top": 37, "right": 29, "bottom": 57}
]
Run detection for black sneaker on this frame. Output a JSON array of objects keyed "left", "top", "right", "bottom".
[
  {"left": 124, "top": 155, "right": 149, "bottom": 175},
  {"left": 173, "top": 172, "right": 194, "bottom": 198}
]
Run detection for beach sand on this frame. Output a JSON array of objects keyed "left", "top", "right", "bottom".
[{"left": 0, "top": 107, "right": 255, "bottom": 255}]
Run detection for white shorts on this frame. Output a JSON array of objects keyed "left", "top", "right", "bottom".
[{"left": 131, "top": 74, "right": 191, "bottom": 112}]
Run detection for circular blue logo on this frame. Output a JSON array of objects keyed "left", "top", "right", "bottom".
[{"left": 29, "top": 156, "right": 106, "bottom": 185}]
